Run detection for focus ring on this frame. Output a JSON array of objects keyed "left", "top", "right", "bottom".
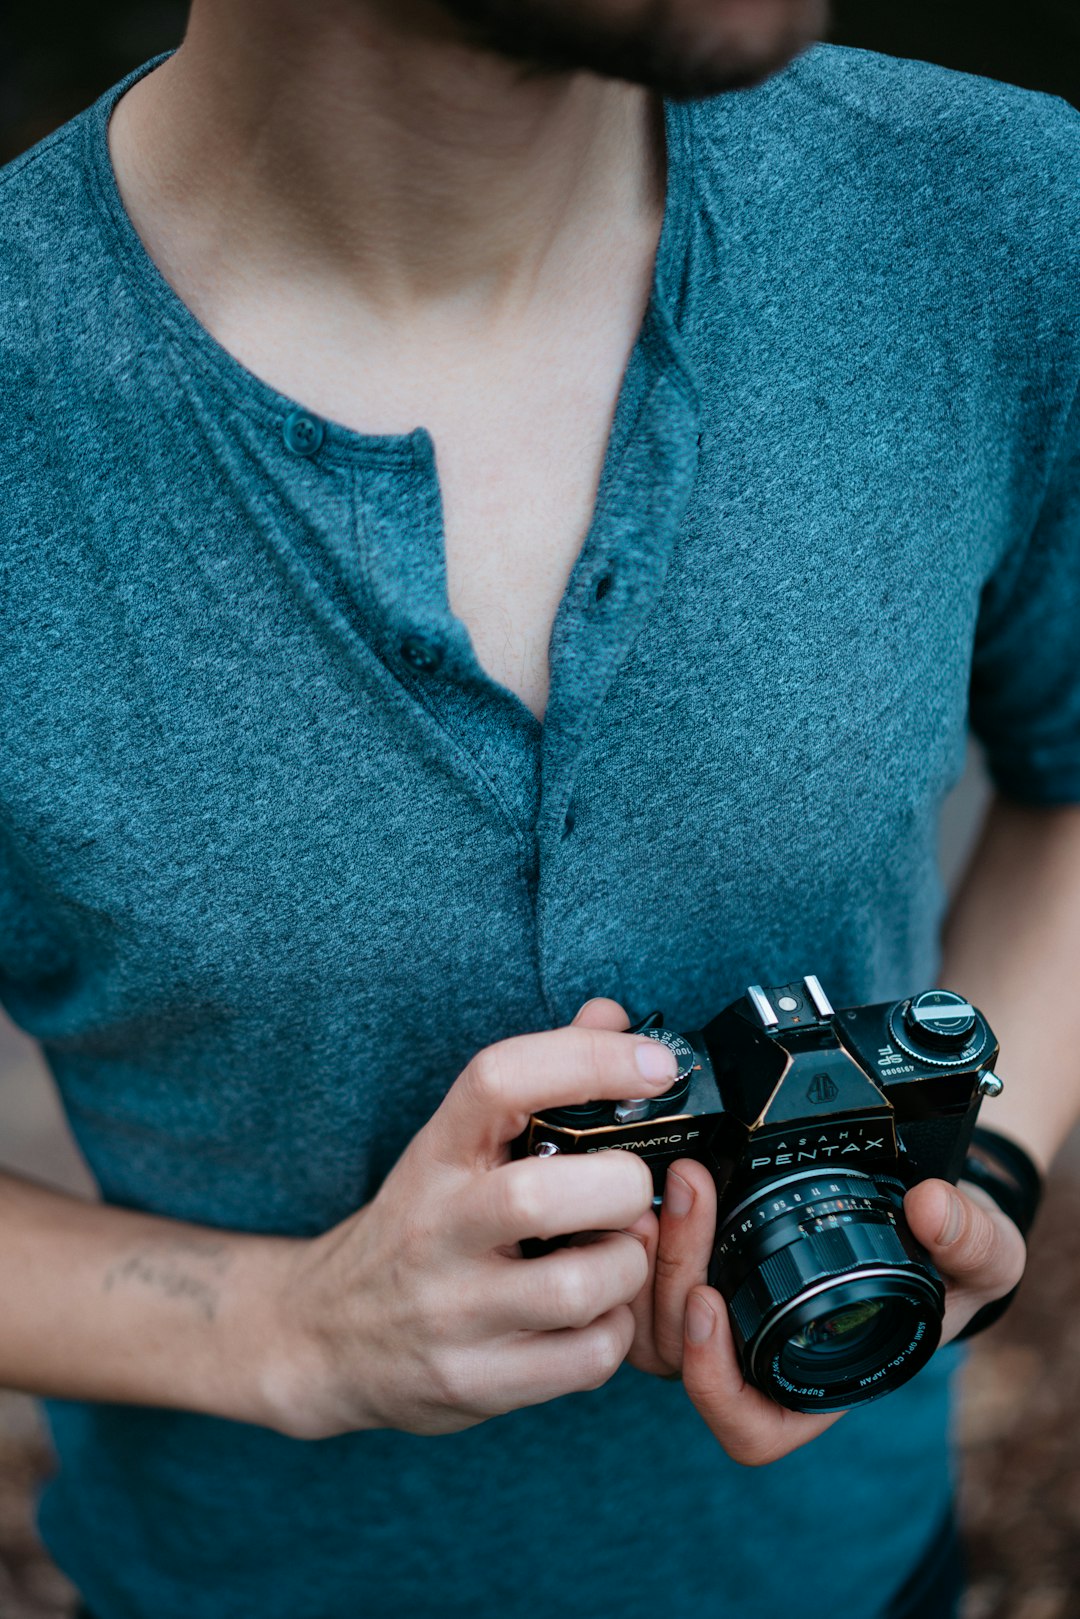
[{"left": 729, "top": 1220, "right": 910, "bottom": 1345}]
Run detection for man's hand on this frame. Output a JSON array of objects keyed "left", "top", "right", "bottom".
[
  {"left": 627, "top": 1156, "right": 1028, "bottom": 1467},
  {"left": 264, "top": 998, "right": 679, "bottom": 1440},
  {"left": 0, "top": 997, "right": 674, "bottom": 1436}
]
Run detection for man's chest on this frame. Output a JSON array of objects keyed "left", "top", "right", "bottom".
[
  {"left": 166, "top": 257, "right": 656, "bottom": 730},
  {"left": 430, "top": 400, "right": 616, "bottom": 726}
]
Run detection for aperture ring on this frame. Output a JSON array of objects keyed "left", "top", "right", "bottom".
[{"left": 716, "top": 1166, "right": 876, "bottom": 1245}]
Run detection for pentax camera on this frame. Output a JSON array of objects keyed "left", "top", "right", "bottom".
[{"left": 512, "top": 975, "right": 1004, "bottom": 1413}]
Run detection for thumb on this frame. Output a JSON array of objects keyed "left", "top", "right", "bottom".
[{"left": 905, "top": 1179, "right": 1026, "bottom": 1301}]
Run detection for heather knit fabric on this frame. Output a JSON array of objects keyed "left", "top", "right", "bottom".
[{"left": 0, "top": 41, "right": 1077, "bottom": 1619}]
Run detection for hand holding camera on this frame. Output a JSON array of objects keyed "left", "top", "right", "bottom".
[
  {"left": 630, "top": 1145, "right": 1028, "bottom": 1466},
  {"left": 265, "top": 1007, "right": 678, "bottom": 1440}
]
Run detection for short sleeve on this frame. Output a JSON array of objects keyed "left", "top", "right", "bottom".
[{"left": 968, "top": 373, "right": 1080, "bottom": 805}]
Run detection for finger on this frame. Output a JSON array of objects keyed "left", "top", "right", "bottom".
[
  {"left": 904, "top": 1179, "right": 1027, "bottom": 1325},
  {"left": 681, "top": 1286, "right": 845, "bottom": 1467},
  {"left": 431, "top": 1021, "right": 683, "bottom": 1165},
  {"left": 621, "top": 1207, "right": 667, "bottom": 1374},
  {"left": 484, "top": 1231, "right": 649, "bottom": 1333},
  {"left": 653, "top": 1158, "right": 718, "bottom": 1372},
  {"left": 455, "top": 1149, "right": 655, "bottom": 1252},
  {"left": 489, "top": 1304, "right": 637, "bottom": 1412}
]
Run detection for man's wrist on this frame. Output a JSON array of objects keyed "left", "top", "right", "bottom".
[
  {"left": 233, "top": 1229, "right": 385, "bottom": 1441},
  {"left": 216, "top": 1232, "right": 327, "bottom": 1435}
]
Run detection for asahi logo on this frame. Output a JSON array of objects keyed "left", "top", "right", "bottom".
[
  {"left": 749, "top": 1130, "right": 887, "bottom": 1170},
  {"left": 806, "top": 1072, "right": 839, "bottom": 1105}
]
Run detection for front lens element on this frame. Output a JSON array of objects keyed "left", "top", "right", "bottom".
[{"left": 788, "top": 1298, "right": 885, "bottom": 1353}]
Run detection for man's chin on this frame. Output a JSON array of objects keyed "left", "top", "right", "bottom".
[
  {"left": 442, "top": 0, "right": 829, "bottom": 101},
  {"left": 610, "top": 0, "right": 832, "bottom": 101}
]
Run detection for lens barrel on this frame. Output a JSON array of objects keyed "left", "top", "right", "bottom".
[{"left": 712, "top": 1169, "right": 944, "bottom": 1412}]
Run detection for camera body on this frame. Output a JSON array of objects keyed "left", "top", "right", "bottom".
[{"left": 512, "top": 975, "right": 1003, "bottom": 1412}]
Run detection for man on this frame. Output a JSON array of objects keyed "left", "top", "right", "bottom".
[{"left": 0, "top": 0, "right": 1077, "bottom": 1615}]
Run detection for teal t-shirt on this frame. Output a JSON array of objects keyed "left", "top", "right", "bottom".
[{"left": 1, "top": 41, "right": 1078, "bottom": 1619}]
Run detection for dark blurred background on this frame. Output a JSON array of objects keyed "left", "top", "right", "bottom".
[{"left": 0, "top": 4, "right": 1078, "bottom": 1618}]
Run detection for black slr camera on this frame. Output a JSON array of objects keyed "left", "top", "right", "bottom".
[{"left": 512, "top": 975, "right": 1004, "bottom": 1413}]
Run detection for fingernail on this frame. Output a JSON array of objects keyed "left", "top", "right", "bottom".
[
  {"left": 635, "top": 1039, "right": 678, "bottom": 1082},
  {"left": 686, "top": 1294, "right": 716, "bottom": 1345},
  {"left": 572, "top": 999, "right": 598, "bottom": 1022},
  {"left": 937, "top": 1187, "right": 964, "bottom": 1247},
  {"left": 664, "top": 1171, "right": 694, "bottom": 1219}
]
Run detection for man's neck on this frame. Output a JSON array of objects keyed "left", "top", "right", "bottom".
[{"left": 111, "top": 0, "right": 666, "bottom": 329}]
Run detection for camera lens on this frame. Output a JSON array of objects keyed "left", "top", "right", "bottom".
[{"left": 712, "top": 1169, "right": 944, "bottom": 1413}]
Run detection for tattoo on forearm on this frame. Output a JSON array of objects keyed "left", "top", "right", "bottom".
[{"left": 103, "top": 1239, "right": 234, "bottom": 1322}]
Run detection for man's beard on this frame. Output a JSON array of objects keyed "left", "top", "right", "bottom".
[{"left": 434, "top": 0, "right": 828, "bottom": 101}]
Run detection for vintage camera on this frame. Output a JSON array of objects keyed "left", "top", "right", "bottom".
[{"left": 512, "top": 975, "right": 1004, "bottom": 1413}]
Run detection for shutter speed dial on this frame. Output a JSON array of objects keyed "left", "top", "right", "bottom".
[{"left": 889, "top": 989, "right": 988, "bottom": 1066}]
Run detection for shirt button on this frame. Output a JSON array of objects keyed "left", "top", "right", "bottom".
[
  {"left": 400, "top": 634, "right": 444, "bottom": 674},
  {"left": 283, "top": 411, "right": 325, "bottom": 457}
]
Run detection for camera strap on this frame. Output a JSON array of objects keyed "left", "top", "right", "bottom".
[{"left": 953, "top": 1124, "right": 1045, "bottom": 1341}]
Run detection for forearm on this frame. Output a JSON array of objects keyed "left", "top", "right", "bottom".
[
  {"left": 939, "top": 792, "right": 1080, "bottom": 1175},
  {"left": 0, "top": 1167, "right": 300, "bottom": 1426}
]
